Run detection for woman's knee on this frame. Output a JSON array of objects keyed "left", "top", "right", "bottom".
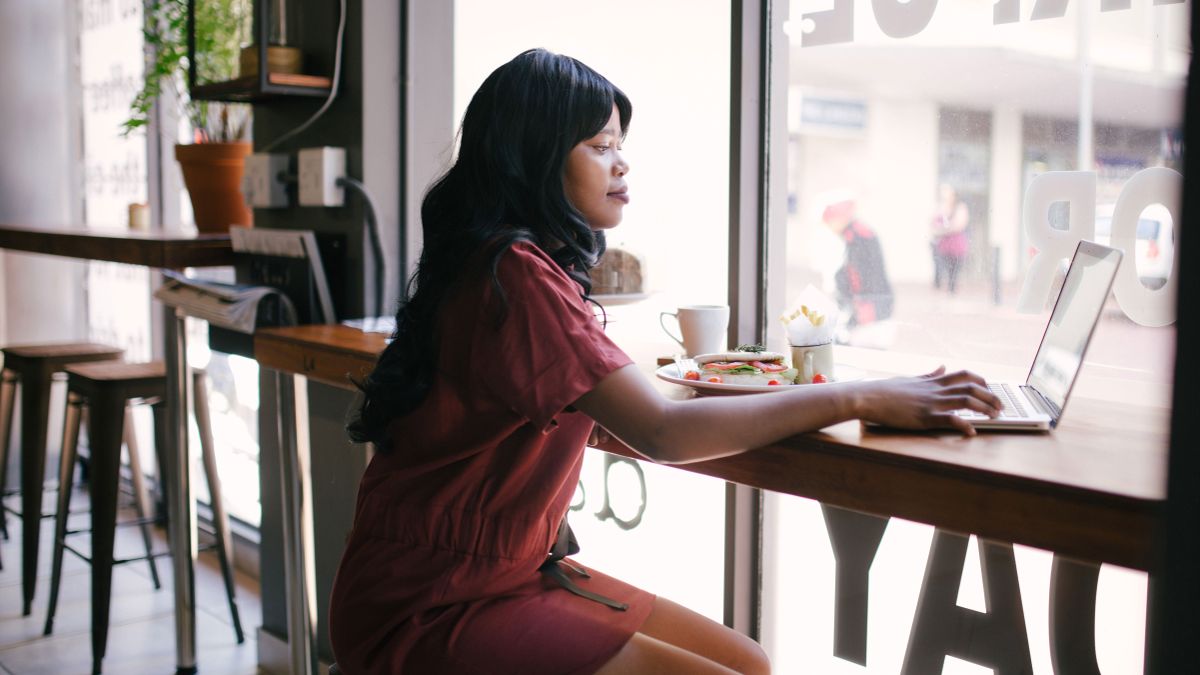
[{"left": 594, "top": 633, "right": 740, "bottom": 674}]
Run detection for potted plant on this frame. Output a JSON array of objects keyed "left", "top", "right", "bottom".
[{"left": 124, "top": 0, "right": 254, "bottom": 233}]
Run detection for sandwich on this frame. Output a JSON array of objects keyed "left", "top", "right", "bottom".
[{"left": 687, "top": 350, "right": 798, "bottom": 386}]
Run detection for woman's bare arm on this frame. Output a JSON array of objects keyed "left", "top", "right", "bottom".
[{"left": 573, "top": 364, "right": 1003, "bottom": 465}]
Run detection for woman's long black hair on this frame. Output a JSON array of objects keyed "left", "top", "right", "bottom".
[{"left": 347, "top": 49, "right": 632, "bottom": 450}]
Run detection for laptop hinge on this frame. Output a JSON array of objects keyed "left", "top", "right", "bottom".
[{"left": 1022, "top": 385, "right": 1061, "bottom": 421}]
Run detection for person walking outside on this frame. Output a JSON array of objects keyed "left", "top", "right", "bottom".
[{"left": 930, "top": 183, "right": 970, "bottom": 294}]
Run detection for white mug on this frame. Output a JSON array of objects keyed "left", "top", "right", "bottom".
[
  {"left": 660, "top": 305, "right": 729, "bottom": 357},
  {"left": 790, "top": 342, "right": 834, "bottom": 384}
]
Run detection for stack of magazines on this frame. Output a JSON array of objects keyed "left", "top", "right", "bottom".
[{"left": 154, "top": 270, "right": 297, "bottom": 334}]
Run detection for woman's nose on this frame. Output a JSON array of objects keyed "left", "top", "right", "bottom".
[{"left": 614, "top": 151, "right": 629, "bottom": 176}]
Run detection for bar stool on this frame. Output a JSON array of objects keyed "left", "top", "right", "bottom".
[
  {"left": 0, "top": 342, "right": 124, "bottom": 615},
  {"left": 42, "top": 361, "right": 245, "bottom": 674}
]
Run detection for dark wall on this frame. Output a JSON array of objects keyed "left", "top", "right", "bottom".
[
  {"left": 252, "top": 0, "right": 366, "bottom": 321},
  {"left": 250, "top": 0, "right": 373, "bottom": 660}
]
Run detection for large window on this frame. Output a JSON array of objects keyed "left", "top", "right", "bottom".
[
  {"left": 454, "top": 0, "right": 733, "bottom": 620},
  {"left": 762, "top": 1, "right": 1186, "bottom": 672},
  {"left": 75, "top": 0, "right": 261, "bottom": 527},
  {"left": 79, "top": 1, "right": 152, "bottom": 363}
]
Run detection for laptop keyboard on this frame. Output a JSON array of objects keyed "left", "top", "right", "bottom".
[
  {"left": 959, "top": 383, "right": 1028, "bottom": 419},
  {"left": 989, "top": 384, "right": 1028, "bottom": 417}
]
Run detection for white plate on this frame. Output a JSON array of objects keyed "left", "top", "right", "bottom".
[{"left": 654, "top": 362, "right": 866, "bottom": 395}]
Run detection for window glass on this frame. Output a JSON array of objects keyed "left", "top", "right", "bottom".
[
  {"left": 455, "top": 0, "right": 731, "bottom": 621},
  {"left": 77, "top": 0, "right": 260, "bottom": 527},
  {"left": 763, "top": 1, "right": 1186, "bottom": 671},
  {"left": 79, "top": 0, "right": 152, "bottom": 363},
  {"left": 78, "top": 1, "right": 159, "bottom": 504}
]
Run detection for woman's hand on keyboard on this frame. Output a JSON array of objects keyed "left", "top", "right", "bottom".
[{"left": 852, "top": 366, "right": 1004, "bottom": 436}]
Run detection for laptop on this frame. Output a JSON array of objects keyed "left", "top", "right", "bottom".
[{"left": 958, "top": 240, "right": 1123, "bottom": 431}]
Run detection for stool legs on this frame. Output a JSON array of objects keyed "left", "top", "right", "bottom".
[
  {"left": 86, "top": 391, "right": 126, "bottom": 675},
  {"left": 44, "top": 400, "right": 165, "bottom": 636},
  {"left": 124, "top": 408, "right": 161, "bottom": 590},
  {"left": 193, "top": 370, "right": 245, "bottom": 644},
  {"left": 0, "top": 369, "right": 17, "bottom": 540},
  {"left": 43, "top": 392, "right": 83, "bottom": 636},
  {"left": 20, "top": 366, "right": 54, "bottom": 616}
]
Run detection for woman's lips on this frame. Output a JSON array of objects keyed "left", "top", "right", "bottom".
[{"left": 607, "top": 191, "right": 629, "bottom": 204}]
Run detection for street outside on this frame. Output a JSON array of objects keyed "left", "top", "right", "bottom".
[{"left": 879, "top": 278, "right": 1176, "bottom": 407}]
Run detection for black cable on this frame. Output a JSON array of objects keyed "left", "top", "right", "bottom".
[
  {"left": 337, "top": 176, "right": 388, "bottom": 320},
  {"left": 261, "top": 0, "right": 347, "bottom": 152}
]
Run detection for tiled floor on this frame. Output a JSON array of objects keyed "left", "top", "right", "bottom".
[{"left": 0, "top": 490, "right": 263, "bottom": 674}]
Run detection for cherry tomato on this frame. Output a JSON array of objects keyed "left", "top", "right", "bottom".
[
  {"left": 767, "top": 380, "right": 780, "bottom": 386},
  {"left": 811, "top": 374, "right": 827, "bottom": 384},
  {"left": 707, "top": 376, "right": 722, "bottom": 383},
  {"left": 684, "top": 370, "right": 700, "bottom": 381}
]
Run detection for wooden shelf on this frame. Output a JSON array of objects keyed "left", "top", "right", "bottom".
[
  {"left": 0, "top": 224, "right": 234, "bottom": 269},
  {"left": 191, "top": 73, "right": 333, "bottom": 103}
]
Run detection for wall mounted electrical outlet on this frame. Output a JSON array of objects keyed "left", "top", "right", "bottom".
[
  {"left": 298, "top": 146, "right": 346, "bottom": 207},
  {"left": 242, "top": 153, "right": 290, "bottom": 208}
]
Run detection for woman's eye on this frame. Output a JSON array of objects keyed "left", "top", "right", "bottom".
[{"left": 594, "top": 145, "right": 611, "bottom": 153}]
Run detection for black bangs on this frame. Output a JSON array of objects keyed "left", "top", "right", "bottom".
[{"left": 554, "top": 53, "right": 632, "bottom": 145}]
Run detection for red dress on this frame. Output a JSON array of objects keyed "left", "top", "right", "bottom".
[{"left": 328, "top": 242, "right": 654, "bottom": 674}]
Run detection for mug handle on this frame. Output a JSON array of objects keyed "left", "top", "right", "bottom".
[{"left": 659, "top": 311, "right": 685, "bottom": 348}]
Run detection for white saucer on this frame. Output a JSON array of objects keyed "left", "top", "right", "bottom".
[{"left": 654, "top": 362, "right": 866, "bottom": 396}]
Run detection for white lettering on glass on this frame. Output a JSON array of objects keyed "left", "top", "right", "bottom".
[
  {"left": 799, "top": 0, "right": 1185, "bottom": 46},
  {"left": 1017, "top": 171, "right": 1096, "bottom": 313},
  {"left": 1029, "top": 0, "right": 1070, "bottom": 21},
  {"left": 800, "top": 0, "right": 855, "bottom": 47},
  {"left": 1017, "top": 169, "right": 1179, "bottom": 326},
  {"left": 871, "top": 0, "right": 938, "bottom": 38},
  {"left": 1109, "top": 167, "right": 1180, "bottom": 327},
  {"left": 994, "top": 0, "right": 1021, "bottom": 24}
]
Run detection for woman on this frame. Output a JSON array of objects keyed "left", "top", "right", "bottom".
[
  {"left": 330, "top": 49, "right": 1001, "bottom": 674},
  {"left": 931, "top": 183, "right": 970, "bottom": 294}
]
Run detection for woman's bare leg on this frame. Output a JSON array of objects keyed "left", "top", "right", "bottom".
[
  {"left": 594, "top": 632, "right": 739, "bottom": 674},
  {"left": 595, "top": 596, "right": 771, "bottom": 675}
]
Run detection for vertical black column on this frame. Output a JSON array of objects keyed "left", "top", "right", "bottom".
[{"left": 1148, "top": 4, "right": 1200, "bottom": 673}]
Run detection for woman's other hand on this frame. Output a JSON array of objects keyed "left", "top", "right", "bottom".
[{"left": 853, "top": 366, "right": 1003, "bottom": 437}]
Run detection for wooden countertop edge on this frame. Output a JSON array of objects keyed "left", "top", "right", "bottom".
[
  {"left": 249, "top": 324, "right": 1162, "bottom": 570},
  {"left": 597, "top": 434, "right": 1158, "bottom": 571},
  {"left": 0, "top": 224, "right": 234, "bottom": 268},
  {"left": 255, "top": 327, "right": 385, "bottom": 390}
]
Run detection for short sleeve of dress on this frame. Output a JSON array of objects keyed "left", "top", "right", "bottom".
[{"left": 469, "top": 242, "right": 632, "bottom": 432}]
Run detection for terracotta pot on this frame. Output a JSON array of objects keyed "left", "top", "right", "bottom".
[{"left": 175, "top": 142, "right": 253, "bottom": 233}]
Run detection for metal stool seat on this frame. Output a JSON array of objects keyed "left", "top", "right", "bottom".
[
  {"left": 0, "top": 341, "right": 124, "bottom": 615},
  {"left": 42, "top": 361, "right": 244, "bottom": 674}
]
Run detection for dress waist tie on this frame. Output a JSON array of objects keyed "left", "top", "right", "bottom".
[{"left": 538, "top": 517, "right": 628, "bottom": 611}]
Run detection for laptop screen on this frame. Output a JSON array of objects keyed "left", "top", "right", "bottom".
[{"left": 1026, "top": 241, "right": 1123, "bottom": 415}]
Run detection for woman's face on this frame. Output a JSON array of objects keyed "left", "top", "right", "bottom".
[{"left": 564, "top": 105, "right": 629, "bottom": 230}]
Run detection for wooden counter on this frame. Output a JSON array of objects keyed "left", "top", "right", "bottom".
[
  {"left": 255, "top": 324, "right": 1166, "bottom": 572},
  {"left": 0, "top": 222, "right": 234, "bottom": 268}
]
